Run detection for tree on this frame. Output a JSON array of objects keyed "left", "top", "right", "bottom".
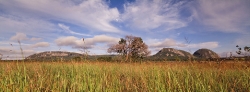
[
  {"left": 236, "top": 45, "right": 250, "bottom": 55},
  {"left": 0, "top": 53, "right": 2, "bottom": 60},
  {"left": 236, "top": 45, "right": 250, "bottom": 61},
  {"left": 108, "top": 35, "right": 150, "bottom": 62}
]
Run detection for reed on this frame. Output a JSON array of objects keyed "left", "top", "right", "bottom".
[{"left": 0, "top": 61, "right": 249, "bottom": 91}]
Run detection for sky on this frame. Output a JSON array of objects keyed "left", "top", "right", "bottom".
[{"left": 0, "top": 0, "right": 250, "bottom": 60}]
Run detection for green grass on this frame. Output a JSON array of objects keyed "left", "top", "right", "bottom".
[{"left": 0, "top": 61, "right": 249, "bottom": 91}]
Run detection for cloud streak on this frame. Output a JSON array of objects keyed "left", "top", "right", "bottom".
[
  {"left": 121, "top": 0, "right": 187, "bottom": 31},
  {"left": 0, "top": 0, "right": 122, "bottom": 33},
  {"left": 0, "top": 15, "right": 59, "bottom": 38},
  {"left": 58, "top": 23, "right": 91, "bottom": 36},
  {"left": 191, "top": 0, "right": 250, "bottom": 33}
]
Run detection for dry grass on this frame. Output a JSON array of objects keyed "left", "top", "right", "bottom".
[{"left": 0, "top": 61, "right": 249, "bottom": 91}]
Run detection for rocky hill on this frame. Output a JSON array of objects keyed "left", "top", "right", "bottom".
[
  {"left": 193, "top": 48, "right": 219, "bottom": 59},
  {"left": 25, "top": 48, "right": 220, "bottom": 61},
  {"left": 26, "top": 51, "right": 83, "bottom": 59},
  {"left": 150, "top": 48, "right": 193, "bottom": 61}
]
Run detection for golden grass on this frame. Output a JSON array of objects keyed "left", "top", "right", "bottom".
[{"left": 0, "top": 61, "right": 249, "bottom": 91}]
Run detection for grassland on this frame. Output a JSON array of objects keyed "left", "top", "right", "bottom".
[{"left": 0, "top": 61, "right": 249, "bottom": 91}]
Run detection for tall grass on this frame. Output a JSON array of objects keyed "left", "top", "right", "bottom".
[{"left": 0, "top": 61, "right": 249, "bottom": 91}]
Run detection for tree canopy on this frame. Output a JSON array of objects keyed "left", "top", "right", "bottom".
[
  {"left": 108, "top": 35, "right": 150, "bottom": 62},
  {"left": 236, "top": 45, "right": 250, "bottom": 55}
]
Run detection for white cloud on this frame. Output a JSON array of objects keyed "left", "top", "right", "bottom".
[
  {"left": 121, "top": 0, "right": 187, "bottom": 31},
  {"left": 84, "top": 35, "right": 120, "bottom": 44},
  {"left": 55, "top": 35, "right": 120, "bottom": 49},
  {"left": 55, "top": 36, "right": 79, "bottom": 47},
  {"left": 58, "top": 23, "right": 91, "bottom": 36},
  {"left": 149, "top": 38, "right": 186, "bottom": 48},
  {"left": 31, "top": 42, "right": 50, "bottom": 48},
  {"left": 10, "top": 32, "right": 28, "bottom": 41},
  {"left": 9, "top": 33, "right": 45, "bottom": 42},
  {"left": 30, "top": 37, "right": 42, "bottom": 41},
  {"left": 0, "top": 47, "right": 35, "bottom": 60},
  {"left": 189, "top": 42, "right": 219, "bottom": 49},
  {"left": 147, "top": 38, "right": 187, "bottom": 55},
  {"left": 0, "top": 0, "right": 122, "bottom": 33},
  {"left": 0, "top": 47, "right": 34, "bottom": 54},
  {"left": 191, "top": 0, "right": 250, "bottom": 32},
  {"left": 0, "top": 47, "right": 12, "bottom": 54}
]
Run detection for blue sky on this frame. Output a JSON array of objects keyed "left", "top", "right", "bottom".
[{"left": 0, "top": 0, "right": 250, "bottom": 59}]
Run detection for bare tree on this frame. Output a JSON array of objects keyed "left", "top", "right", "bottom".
[
  {"left": 108, "top": 35, "right": 150, "bottom": 62},
  {"left": 184, "top": 36, "right": 193, "bottom": 61},
  {"left": 236, "top": 45, "right": 250, "bottom": 61},
  {"left": 0, "top": 53, "right": 2, "bottom": 60},
  {"left": 236, "top": 45, "right": 250, "bottom": 55}
]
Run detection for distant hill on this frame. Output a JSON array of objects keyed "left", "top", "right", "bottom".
[
  {"left": 150, "top": 48, "right": 193, "bottom": 61},
  {"left": 193, "top": 48, "right": 219, "bottom": 59},
  {"left": 25, "top": 48, "right": 220, "bottom": 61},
  {"left": 26, "top": 51, "right": 118, "bottom": 61},
  {"left": 26, "top": 51, "right": 83, "bottom": 60}
]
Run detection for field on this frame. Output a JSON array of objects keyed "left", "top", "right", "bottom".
[{"left": 0, "top": 61, "right": 249, "bottom": 91}]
